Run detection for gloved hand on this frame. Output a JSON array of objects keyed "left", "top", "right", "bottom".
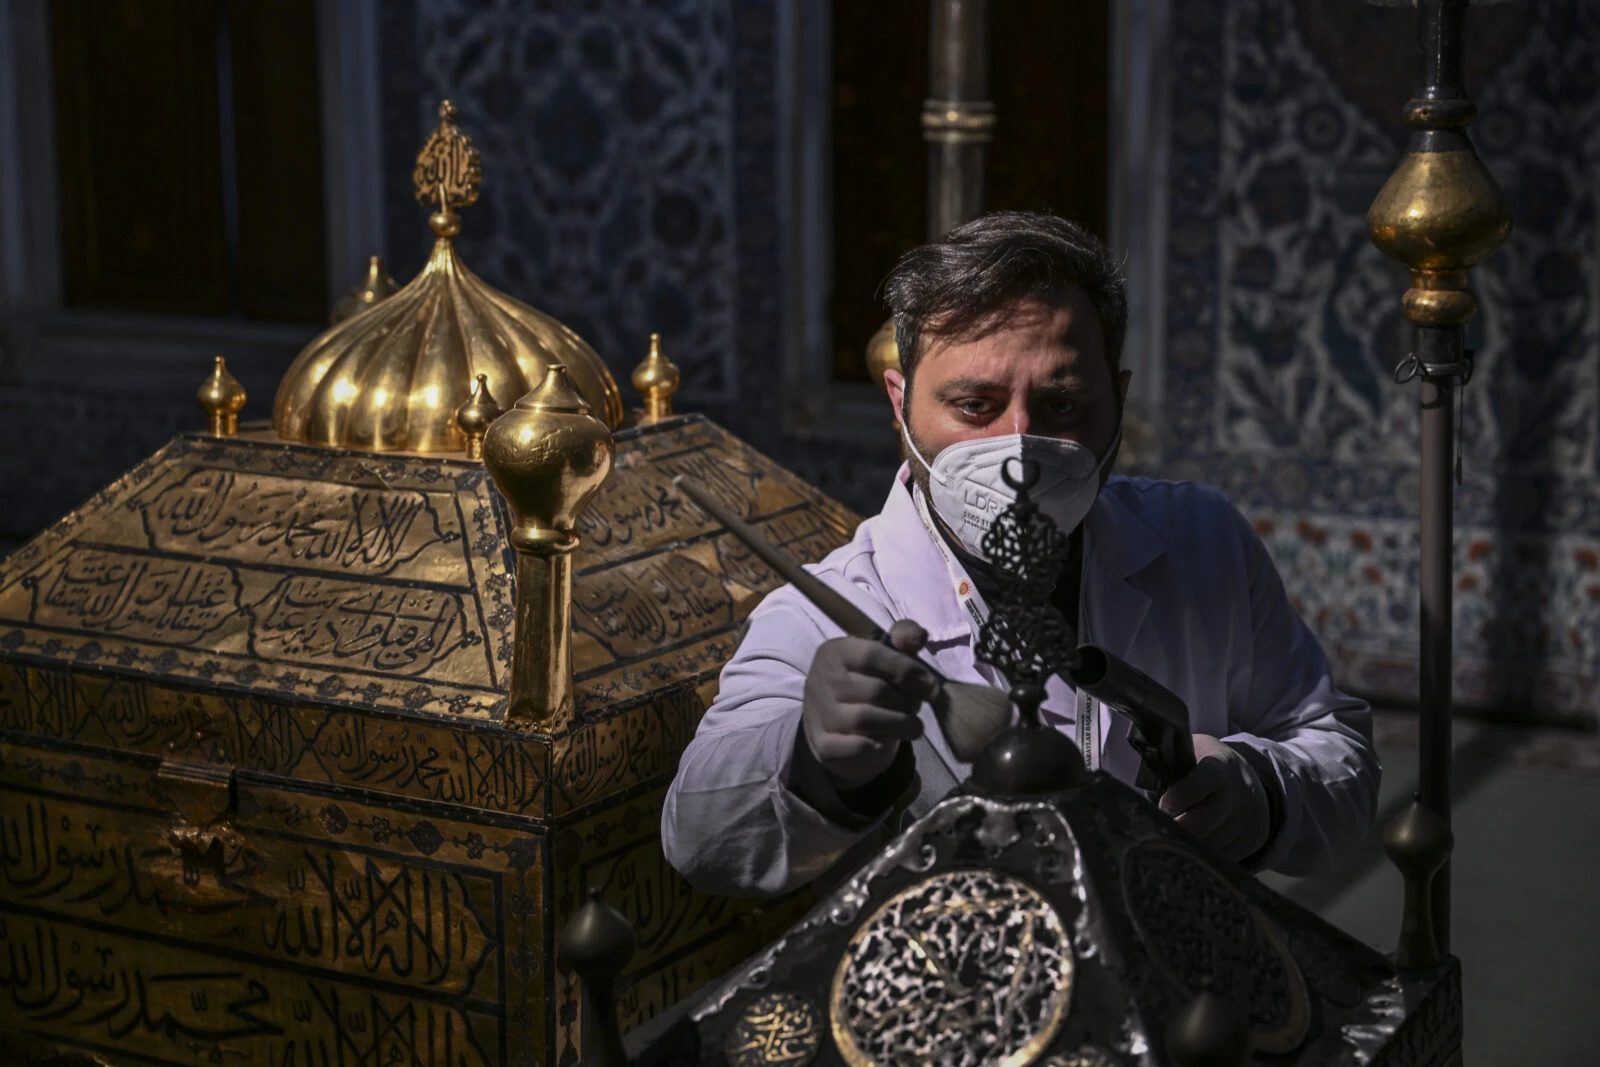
[
  {"left": 802, "top": 620, "right": 939, "bottom": 788},
  {"left": 1158, "top": 734, "right": 1271, "bottom": 862}
]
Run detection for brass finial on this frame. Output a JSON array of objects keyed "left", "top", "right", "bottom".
[
  {"left": 455, "top": 374, "right": 503, "bottom": 460},
  {"left": 415, "top": 99, "right": 482, "bottom": 239},
  {"left": 331, "top": 255, "right": 400, "bottom": 325},
  {"left": 557, "top": 886, "right": 636, "bottom": 1067},
  {"left": 197, "top": 357, "right": 247, "bottom": 437},
  {"left": 1383, "top": 794, "right": 1454, "bottom": 971},
  {"left": 631, "top": 332, "right": 681, "bottom": 422},
  {"left": 482, "top": 365, "right": 615, "bottom": 728},
  {"left": 1367, "top": 79, "right": 1510, "bottom": 326},
  {"left": 866, "top": 318, "right": 904, "bottom": 432}
]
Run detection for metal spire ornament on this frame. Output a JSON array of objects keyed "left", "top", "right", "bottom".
[{"left": 973, "top": 458, "right": 1078, "bottom": 722}]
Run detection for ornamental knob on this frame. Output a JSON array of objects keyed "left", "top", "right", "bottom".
[{"left": 482, "top": 365, "right": 614, "bottom": 555}]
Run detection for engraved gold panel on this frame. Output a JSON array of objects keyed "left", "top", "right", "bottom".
[
  {"left": 0, "top": 913, "right": 502, "bottom": 1066},
  {"left": 0, "top": 415, "right": 857, "bottom": 1066},
  {"left": 0, "top": 666, "right": 549, "bottom": 815},
  {"left": 0, "top": 744, "right": 519, "bottom": 1064},
  {"left": 0, "top": 418, "right": 853, "bottom": 723}
]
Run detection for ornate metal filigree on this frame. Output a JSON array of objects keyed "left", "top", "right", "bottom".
[
  {"left": 973, "top": 460, "right": 1077, "bottom": 711},
  {"left": 828, "top": 869, "right": 1074, "bottom": 1067},
  {"left": 1120, "top": 840, "right": 1310, "bottom": 1054},
  {"left": 724, "top": 992, "right": 823, "bottom": 1067}
]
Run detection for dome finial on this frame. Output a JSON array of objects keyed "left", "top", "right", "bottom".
[
  {"left": 455, "top": 374, "right": 503, "bottom": 461},
  {"left": 197, "top": 357, "right": 247, "bottom": 437},
  {"left": 330, "top": 255, "right": 399, "bottom": 325},
  {"left": 414, "top": 98, "right": 481, "bottom": 238},
  {"left": 631, "top": 332, "right": 681, "bottom": 422}
]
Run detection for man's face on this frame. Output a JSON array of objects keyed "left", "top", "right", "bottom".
[{"left": 884, "top": 289, "right": 1131, "bottom": 489}]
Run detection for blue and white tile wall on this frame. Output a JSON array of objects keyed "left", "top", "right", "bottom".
[
  {"left": 379, "top": 0, "right": 900, "bottom": 511},
  {"left": 1163, "top": 0, "right": 1600, "bottom": 720}
]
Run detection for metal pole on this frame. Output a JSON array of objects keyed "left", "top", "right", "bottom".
[
  {"left": 1368, "top": 0, "right": 1510, "bottom": 961},
  {"left": 867, "top": 1, "right": 996, "bottom": 418},
  {"left": 922, "top": 0, "right": 993, "bottom": 241},
  {"left": 1417, "top": 335, "right": 1458, "bottom": 950}
]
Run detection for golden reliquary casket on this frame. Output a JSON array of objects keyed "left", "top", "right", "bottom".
[{"left": 0, "top": 105, "right": 848, "bottom": 1067}]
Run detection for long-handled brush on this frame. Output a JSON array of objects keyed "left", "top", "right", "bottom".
[{"left": 673, "top": 476, "right": 1013, "bottom": 762}]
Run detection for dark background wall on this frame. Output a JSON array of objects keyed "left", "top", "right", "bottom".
[{"left": 2, "top": 0, "right": 1596, "bottom": 722}]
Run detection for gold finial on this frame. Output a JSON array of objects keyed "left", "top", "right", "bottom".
[
  {"left": 1367, "top": 89, "right": 1510, "bottom": 327},
  {"left": 331, "top": 255, "right": 400, "bottom": 325},
  {"left": 631, "top": 333, "right": 681, "bottom": 422},
  {"left": 865, "top": 318, "right": 903, "bottom": 432},
  {"left": 415, "top": 99, "right": 482, "bottom": 239},
  {"left": 482, "top": 365, "right": 615, "bottom": 729},
  {"left": 197, "top": 356, "right": 247, "bottom": 437},
  {"left": 455, "top": 373, "right": 503, "bottom": 460}
]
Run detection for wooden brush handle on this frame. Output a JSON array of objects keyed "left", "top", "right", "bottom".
[{"left": 674, "top": 476, "right": 883, "bottom": 641}]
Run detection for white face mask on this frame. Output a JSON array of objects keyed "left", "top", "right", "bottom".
[{"left": 904, "top": 424, "right": 1121, "bottom": 561}]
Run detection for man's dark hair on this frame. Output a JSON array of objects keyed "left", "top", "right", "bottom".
[{"left": 882, "top": 211, "right": 1127, "bottom": 390}]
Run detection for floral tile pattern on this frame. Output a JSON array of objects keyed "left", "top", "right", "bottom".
[
  {"left": 388, "top": 0, "right": 740, "bottom": 406},
  {"left": 1249, "top": 511, "right": 1600, "bottom": 719},
  {"left": 1198, "top": 0, "right": 1600, "bottom": 489},
  {"left": 1168, "top": 0, "right": 1600, "bottom": 722}
]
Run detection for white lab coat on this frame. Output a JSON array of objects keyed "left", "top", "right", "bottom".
[{"left": 662, "top": 470, "right": 1379, "bottom": 896}]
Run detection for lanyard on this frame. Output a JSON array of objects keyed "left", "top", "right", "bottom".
[{"left": 909, "top": 485, "right": 1100, "bottom": 771}]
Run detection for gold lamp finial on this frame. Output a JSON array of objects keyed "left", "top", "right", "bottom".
[
  {"left": 197, "top": 356, "right": 247, "bottom": 437},
  {"left": 331, "top": 256, "right": 400, "bottom": 325},
  {"left": 482, "top": 365, "right": 615, "bottom": 729},
  {"left": 273, "top": 101, "right": 623, "bottom": 453},
  {"left": 455, "top": 373, "right": 503, "bottom": 461},
  {"left": 631, "top": 332, "right": 681, "bottom": 422}
]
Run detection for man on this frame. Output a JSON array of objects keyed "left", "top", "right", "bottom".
[{"left": 662, "top": 212, "right": 1378, "bottom": 897}]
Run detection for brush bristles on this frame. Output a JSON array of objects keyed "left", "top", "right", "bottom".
[{"left": 931, "top": 682, "right": 1015, "bottom": 763}]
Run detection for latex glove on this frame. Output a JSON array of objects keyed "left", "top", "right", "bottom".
[
  {"left": 1158, "top": 733, "right": 1270, "bottom": 862},
  {"left": 802, "top": 620, "right": 938, "bottom": 788}
]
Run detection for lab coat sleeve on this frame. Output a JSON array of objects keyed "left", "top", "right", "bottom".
[
  {"left": 661, "top": 578, "right": 889, "bottom": 897},
  {"left": 1217, "top": 503, "right": 1381, "bottom": 877}
]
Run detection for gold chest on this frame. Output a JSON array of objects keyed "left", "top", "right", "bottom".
[{"left": 0, "top": 415, "right": 853, "bottom": 1066}]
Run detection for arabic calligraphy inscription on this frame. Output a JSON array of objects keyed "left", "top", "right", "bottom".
[{"left": 725, "top": 992, "right": 823, "bottom": 1067}]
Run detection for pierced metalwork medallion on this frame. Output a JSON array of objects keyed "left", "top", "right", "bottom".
[
  {"left": 724, "top": 991, "right": 823, "bottom": 1067},
  {"left": 829, "top": 869, "right": 1074, "bottom": 1067},
  {"left": 1120, "top": 840, "right": 1310, "bottom": 1054}
]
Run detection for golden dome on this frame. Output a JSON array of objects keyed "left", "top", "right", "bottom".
[{"left": 273, "top": 102, "right": 623, "bottom": 452}]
